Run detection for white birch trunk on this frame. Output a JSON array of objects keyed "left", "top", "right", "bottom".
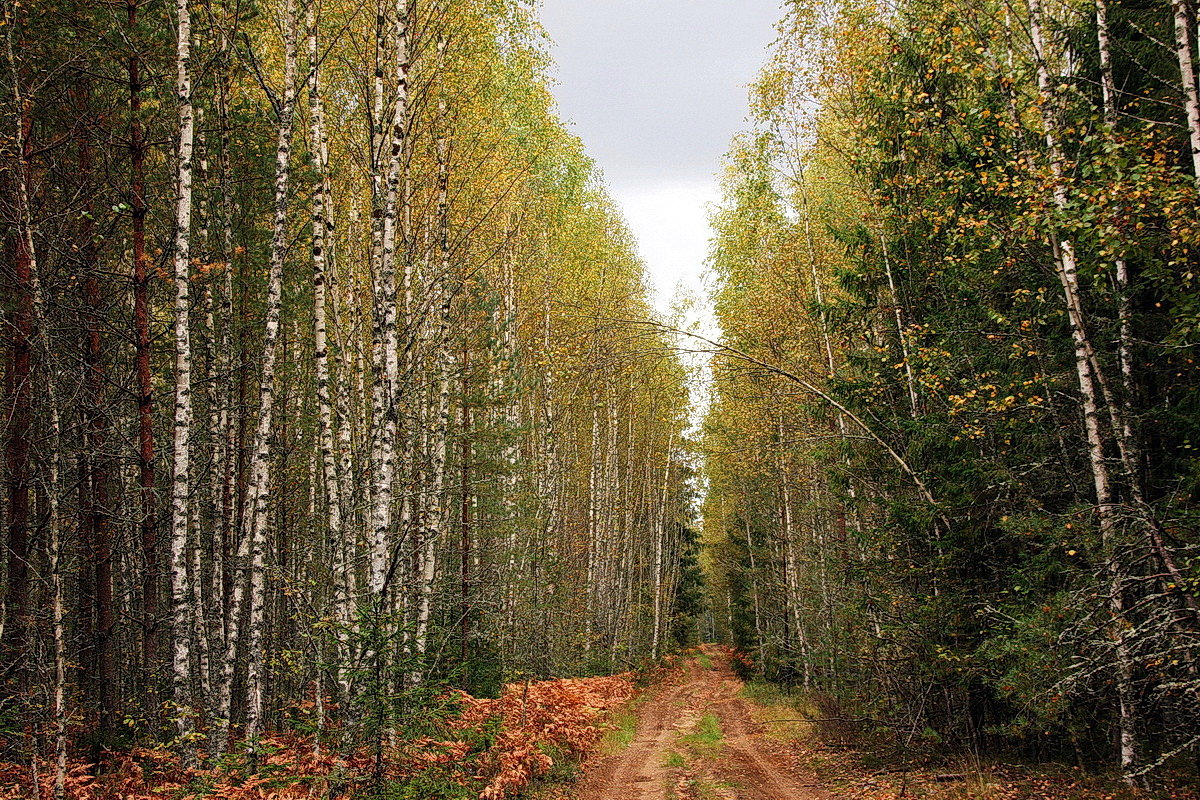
[
  {"left": 413, "top": 326, "right": 451, "bottom": 670},
  {"left": 210, "top": 0, "right": 298, "bottom": 753},
  {"left": 199, "top": 268, "right": 221, "bottom": 703},
  {"left": 366, "top": 0, "right": 408, "bottom": 598},
  {"left": 414, "top": 96, "right": 452, "bottom": 675},
  {"left": 496, "top": 247, "right": 521, "bottom": 625},
  {"left": 1095, "top": 0, "right": 1138, "bottom": 462},
  {"left": 780, "top": 452, "right": 810, "bottom": 688},
  {"left": 650, "top": 434, "right": 672, "bottom": 661},
  {"left": 306, "top": 0, "right": 353, "bottom": 703},
  {"left": 193, "top": 125, "right": 214, "bottom": 704},
  {"left": 585, "top": 402, "right": 600, "bottom": 653},
  {"left": 47, "top": 396, "right": 67, "bottom": 797},
  {"left": 1173, "top": 0, "right": 1200, "bottom": 184},
  {"left": 242, "top": 0, "right": 298, "bottom": 748},
  {"left": 1027, "top": 0, "right": 1139, "bottom": 775},
  {"left": 744, "top": 517, "right": 764, "bottom": 655},
  {"left": 38, "top": 361, "right": 67, "bottom": 797},
  {"left": 878, "top": 229, "right": 918, "bottom": 415},
  {"left": 214, "top": 71, "right": 235, "bottom": 653},
  {"left": 169, "top": 0, "right": 196, "bottom": 754},
  {"left": 210, "top": 59, "right": 238, "bottom": 752}
]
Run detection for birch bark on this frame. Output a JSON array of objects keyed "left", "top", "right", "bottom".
[
  {"left": 1026, "top": 0, "right": 1139, "bottom": 775},
  {"left": 414, "top": 95, "right": 453, "bottom": 673},
  {"left": 650, "top": 434, "right": 672, "bottom": 661},
  {"left": 366, "top": 0, "right": 408, "bottom": 597},
  {"left": 1100, "top": 0, "right": 1200, "bottom": 627},
  {"left": 214, "top": 51, "right": 236, "bottom": 653},
  {"left": 243, "top": 0, "right": 299, "bottom": 746},
  {"left": 778, "top": 429, "right": 810, "bottom": 688},
  {"left": 307, "top": 0, "right": 352, "bottom": 699},
  {"left": 169, "top": 0, "right": 197, "bottom": 753},
  {"left": 744, "top": 517, "right": 764, "bottom": 655},
  {"left": 1172, "top": 0, "right": 1200, "bottom": 184}
]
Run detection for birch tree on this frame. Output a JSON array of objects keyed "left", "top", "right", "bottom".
[
  {"left": 242, "top": 0, "right": 299, "bottom": 747},
  {"left": 168, "top": 0, "right": 197, "bottom": 753}
]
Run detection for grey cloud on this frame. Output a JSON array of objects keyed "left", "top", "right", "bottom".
[{"left": 540, "top": 0, "right": 782, "bottom": 186}]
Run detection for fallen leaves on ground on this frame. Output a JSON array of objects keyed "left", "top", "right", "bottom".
[
  {"left": 456, "top": 674, "right": 636, "bottom": 799},
  {"left": 0, "top": 673, "right": 637, "bottom": 800}
]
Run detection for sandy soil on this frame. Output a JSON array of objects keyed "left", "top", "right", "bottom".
[{"left": 571, "top": 646, "right": 836, "bottom": 800}]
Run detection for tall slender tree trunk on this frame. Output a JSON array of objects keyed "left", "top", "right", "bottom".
[
  {"left": 214, "top": 50, "right": 235, "bottom": 658},
  {"left": 414, "top": 176, "right": 453, "bottom": 677},
  {"left": 169, "top": 0, "right": 197, "bottom": 755},
  {"left": 1027, "top": 0, "right": 1140, "bottom": 777},
  {"left": 1, "top": 95, "right": 33, "bottom": 721},
  {"left": 4, "top": 18, "right": 67, "bottom": 788},
  {"left": 744, "top": 517, "right": 764, "bottom": 655},
  {"left": 1094, "top": 0, "right": 1198, "bottom": 618},
  {"left": 189, "top": 112, "right": 215, "bottom": 713},
  {"left": 585, "top": 403, "right": 600, "bottom": 653},
  {"left": 1096, "top": 0, "right": 1118, "bottom": 121},
  {"left": 459, "top": 362, "right": 472, "bottom": 685},
  {"left": 197, "top": 192, "right": 221, "bottom": 709},
  {"left": 877, "top": 229, "right": 918, "bottom": 415},
  {"left": 242, "top": 0, "right": 299, "bottom": 748},
  {"left": 1173, "top": 0, "right": 1200, "bottom": 184},
  {"left": 39, "top": 354, "right": 68, "bottom": 799},
  {"left": 129, "top": 0, "right": 159, "bottom": 687},
  {"left": 75, "top": 91, "right": 117, "bottom": 755},
  {"left": 37, "top": 342, "right": 68, "bottom": 800},
  {"left": 650, "top": 434, "right": 672, "bottom": 661},
  {"left": 779, "top": 442, "right": 810, "bottom": 688},
  {"left": 794, "top": 162, "right": 860, "bottom": 549},
  {"left": 1095, "top": 0, "right": 1137, "bottom": 462},
  {"left": 366, "top": 0, "right": 408, "bottom": 598},
  {"left": 415, "top": 42, "right": 452, "bottom": 680},
  {"left": 495, "top": 242, "right": 521, "bottom": 637},
  {"left": 307, "top": 0, "right": 351, "bottom": 703}
]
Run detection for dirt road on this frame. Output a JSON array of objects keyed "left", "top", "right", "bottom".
[{"left": 572, "top": 646, "right": 835, "bottom": 800}]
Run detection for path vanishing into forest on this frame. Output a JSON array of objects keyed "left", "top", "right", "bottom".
[{"left": 572, "top": 646, "right": 836, "bottom": 800}]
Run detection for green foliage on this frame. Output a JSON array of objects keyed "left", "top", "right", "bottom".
[
  {"left": 377, "top": 775, "right": 480, "bottom": 800},
  {"left": 671, "top": 522, "right": 707, "bottom": 648},
  {"left": 703, "top": 0, "right": 1200, "bottom": 780}
]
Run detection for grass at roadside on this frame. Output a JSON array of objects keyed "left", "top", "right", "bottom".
[
  {"left": 739, "top": 680, "right": 814, "bottom": 744},
  {"left": 599, "top": 707, "right": 639, "bottom": 755}
]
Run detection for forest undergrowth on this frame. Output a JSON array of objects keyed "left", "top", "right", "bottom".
[
  {"left": 0, "top": 671, "right": 645, "bottom": 800},
  {"left": 744, "top": 681, "right": 1200, "bottom": 800}
]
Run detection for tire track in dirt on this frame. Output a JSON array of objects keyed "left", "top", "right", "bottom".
[
  {"left": 573, "top": 657, "right": 705, "bottom": 799},
  {"left": 572, "top": 646, "right": 835, "bottom": 800}
]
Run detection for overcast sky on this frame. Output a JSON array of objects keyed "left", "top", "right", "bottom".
[{"left": 539, "top": 0, "right": 782, "bottom": 318}]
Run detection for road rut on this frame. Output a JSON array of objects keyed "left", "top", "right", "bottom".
[{"left": 572, "top": 646, "right": 835, "bottom": 800}]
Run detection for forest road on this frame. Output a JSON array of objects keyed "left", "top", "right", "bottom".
[{"left": 571, "top": 645, "right": 836, "bottom": 800}]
